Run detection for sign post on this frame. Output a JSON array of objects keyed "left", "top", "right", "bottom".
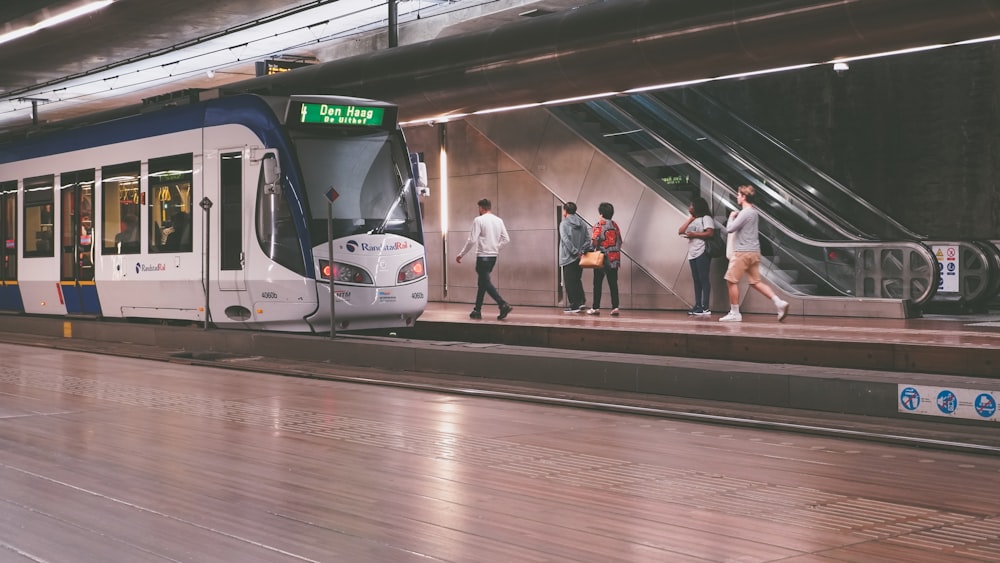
[
  {"left": 326, "top": 190, "right": 337, "bottom": 339},
  {"left": 199, "top": 197, "right": 213, "bottom": 330}
]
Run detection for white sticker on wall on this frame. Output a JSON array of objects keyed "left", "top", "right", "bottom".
[{"left": 898, "top": 384, "right": 998, "bottom": 422}]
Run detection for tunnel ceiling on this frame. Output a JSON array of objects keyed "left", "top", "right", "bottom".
[{"left": 2, "top": 0, "right": 999, "bottom": 133}]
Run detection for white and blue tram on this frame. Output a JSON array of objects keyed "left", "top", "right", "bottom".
[{"left": 0, "top": 94, "right": 427, "bottom": 332}]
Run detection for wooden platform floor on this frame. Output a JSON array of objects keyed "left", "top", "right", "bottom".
[{"left": 1, "top": 342, "right": 999, "bottom": 562}]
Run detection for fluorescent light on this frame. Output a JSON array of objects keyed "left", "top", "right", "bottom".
[{"left": 0, "top": 1, "right": 114, "bottom": 47}]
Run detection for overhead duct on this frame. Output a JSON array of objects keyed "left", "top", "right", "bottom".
[{"left": 220, "top": 0, "right": 1000, "bottom": 121}]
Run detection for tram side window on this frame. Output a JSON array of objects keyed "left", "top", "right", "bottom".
[
  {"left": 23, "top": 175, "right": 54, "bottom": 258},
  {"left": 101, "top": 162, "right": 141, "bottom": 255},
  {"left": 1, "top": 181, "right": 16, "bottom": 278},
  {"left": 149, "top": 154, "right": 193, "bottom": 254}
]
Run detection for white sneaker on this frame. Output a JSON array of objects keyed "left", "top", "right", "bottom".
[
  {"left": 586, "top": 308, "right": 600, "bottom": 315},
  {"left": 776, "top": 300, "right": 790, "bottom": 322},
  {"left": 719, "top": 311, "right": 742, "bottom": 322}
]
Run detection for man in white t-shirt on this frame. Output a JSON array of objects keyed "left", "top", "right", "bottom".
[{"left": 456, "top": 198, "right": 513, "bottom": 320}]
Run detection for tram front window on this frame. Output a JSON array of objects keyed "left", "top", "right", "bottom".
[{"left": 291, "top": 131, "right": 421, "bottom": 244}]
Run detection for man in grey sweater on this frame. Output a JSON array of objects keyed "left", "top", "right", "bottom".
[
  {"left": 558, "top": 202, "right": 588, "bottom": 312},
  {"left": 720, "top": 185, "right": 790, "bottom": 322}
]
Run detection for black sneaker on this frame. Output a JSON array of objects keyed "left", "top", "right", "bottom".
[
  {"left": 469, "top": 310, "right": 482, "bottom": 319},
  {"left": 497, "top": 303, "right": 513, "bottom": 320},
  {"left": 562, "top": 307, "right": 577, "bottom": 313}
]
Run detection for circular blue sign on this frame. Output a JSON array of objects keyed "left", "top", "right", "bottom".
[
  {"left": 936, "top": 390, "right": 958, "bottom": 414},
  {"left": 974, "top": 393, "right": 997, "bottom": 418},
  {"left": 900, "top": 387, "right": 921, "bottom": 411}
]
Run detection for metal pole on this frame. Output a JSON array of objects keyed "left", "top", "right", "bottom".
[
  {"left": 328, "top": 200, "right": 336, "bottom": 338},
  {"left": 388, "top": 0, "right": 398, "bottom": 48},
  {"left": 199, "top": 197, "right": 213, "bottom": 330}
]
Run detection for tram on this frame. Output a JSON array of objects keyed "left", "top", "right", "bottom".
[{"left": 0, "top": 94, "right": 427, "bottom": 332}]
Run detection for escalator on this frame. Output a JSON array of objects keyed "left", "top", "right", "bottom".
[
  {"left": 645, "top": 88, "right": 1000, "bottom": 312},
  {"left": 550, "top": 99, "right": 939, "bottom": 310}
]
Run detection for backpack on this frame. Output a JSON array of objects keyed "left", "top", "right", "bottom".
[{"left": 703, "top": 217, "right": 726, "bottom": 258}]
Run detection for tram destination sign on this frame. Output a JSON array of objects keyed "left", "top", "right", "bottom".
[{"left": 299, "top": 103, "right": 385, "bottom": 127}]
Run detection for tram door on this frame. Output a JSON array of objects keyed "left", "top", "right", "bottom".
[
  {"left": 218, "top": 150, "right": 245, "bottom": 291},
  {"left": 0, "top": 181, "right": 23, "bottom": 311},
  {"left": 59, "top": 170, "right": 101, "bottom": 315}
]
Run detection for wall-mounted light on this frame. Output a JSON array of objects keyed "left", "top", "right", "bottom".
[
  {"left": 439, "top": 127, "right": 448, "bottom": 236},
  {"left": 438, "top": 123, "right": 450, "bottom": 297}
]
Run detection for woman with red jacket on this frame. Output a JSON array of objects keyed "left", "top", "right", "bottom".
[{"left": 586, "top": 202, "right": 622, "bottom": 316}]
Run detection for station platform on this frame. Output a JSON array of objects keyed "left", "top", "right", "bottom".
[
  {"left": 409, "top": 303, "right": 1000, "bottom": 378},
  {"left": 0, "top": 303, "right": 997, "bottom": 451}
]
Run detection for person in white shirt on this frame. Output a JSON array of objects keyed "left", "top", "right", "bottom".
[{"left": 456, "top": 198, "right": 513, "bottom": 320}]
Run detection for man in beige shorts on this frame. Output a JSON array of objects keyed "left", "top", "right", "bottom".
[{"left": 720, "top": 185, "right": 790, "bottom": 322}]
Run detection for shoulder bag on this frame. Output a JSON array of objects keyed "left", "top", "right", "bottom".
[{"left": 579, "top": 250, "right": 604, "bottom": 268}]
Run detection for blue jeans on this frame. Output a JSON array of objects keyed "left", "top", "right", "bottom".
[
  {"left": 689, "top": 251, "right": 711, "bottom": 309},
  {"left": 475, "top": 256, "right": 505, "bottom": 310}
]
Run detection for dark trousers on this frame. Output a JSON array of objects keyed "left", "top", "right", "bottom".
[
  {"left": 562, "top": 260, "right": 585, "bottom": 308},
  {"left": 592, "top": 266, "right": 619, "bottom": 309},
  {"left": 474, "top": 256, "right": 505, "bottom": 310},
  {"left": 689, "top": 252, "right": 712, "bottom": 309}
]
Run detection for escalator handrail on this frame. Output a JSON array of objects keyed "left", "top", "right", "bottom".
[
  {"left": 594, "top": 98, "right": 867, "bottom": 242},
  {"left": 662, "top": 88, "right": 926, "bottom": 240},
  {"left": 623, "top": 93, "right": 871, "bottom": 241},
  {"left": 549, "top": 102, "right": 939, "bottom": 306}
]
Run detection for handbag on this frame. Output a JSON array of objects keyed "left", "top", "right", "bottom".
[{"left": 579, "top": 250, "right": 604, "bottom": 269}]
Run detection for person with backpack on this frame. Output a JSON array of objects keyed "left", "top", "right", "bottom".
[{"left": 679, "top": 196, "right": 715, "bottom": 316}]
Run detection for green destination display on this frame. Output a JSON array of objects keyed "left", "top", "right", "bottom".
[{"left": 299, "top": 103, "right": 385, "bottom": 126}]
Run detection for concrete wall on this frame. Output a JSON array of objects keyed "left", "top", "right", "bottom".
[{"left": 405, "top": 115, "right": 692, "bottom": 312}]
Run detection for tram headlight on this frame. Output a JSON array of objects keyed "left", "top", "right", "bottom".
[
  {"left": 397, "top": 257, "right": 426, "bottom": 283},
  {"left": 318, "top": 259, "right": 373, "bottom": 284}
]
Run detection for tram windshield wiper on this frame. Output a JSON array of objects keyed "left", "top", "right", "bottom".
[{"left": 370, "top": 179, "right": 411, "bottom": 235}]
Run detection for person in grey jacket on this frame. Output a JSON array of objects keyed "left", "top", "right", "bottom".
[{"left": 558, "top": 202, "right": 589, "bottom": 312}]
